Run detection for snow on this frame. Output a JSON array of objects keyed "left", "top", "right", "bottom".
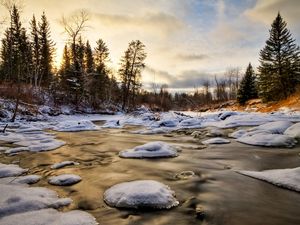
[
  {"left": 284, "top": 122, "right": 300, "bottom": 139},
  {"left": 249, "top": 121, "right": 293, "bottom": 134},
  {"left": 202, "top": 137, "right": 231, "bottom": 145},
  {"left": 229, "top": 129, "right": 247, "bottom": 139},
  {"left": 119, "top": 141, "right": 178, "bottom": 158},
  {"left": 0, "top": 163, "right": 28, "bottom": 178},
  {"left": 238, "top": 167, "right": 300, "bottom": 192},
  {"left": 51, "top": 161, "right": 79, "bottom": 169},
  {"left": 0, "top": 175, "right": 41, "bottom": 185},
  {"left": 218, "top": 111, "right": 239, "bottom": 120},
  {"left": 206, "top": 127, "right": 225, "bottom": 137},
  {"left": 53, "top": 120, "right": 99, "bottom": 132},
  {"left": 178, "top": 118, "right": 202, "bottom": 128},
  {"left": 101, "top": 120, "right": 122, "bottom": 128},
  {"left": 104, "top": 180, "right": 179, "bottom": 209},
  {"left": 0, "top": 208, "right": 98, "bottom": 225},
  {"left": 0, "top": 163, "right": 97, "bottom": 224},
  {"left": 48, "top": 174, "right": 82, "bottom": 186},
  {"left": 237, "top": 132, "right": 297, "bottom": 147}
]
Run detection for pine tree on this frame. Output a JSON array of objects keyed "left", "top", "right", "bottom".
[
  {"left": 84, "top": 40, "right": 94, "bottom": 74},
  {"left": 119, "top": 40, "right": 146, "bottom": 110},
  {"left": 30, "top": 15, "right": 40, "bottom": 86},
  {"left": 59, "top": 44, "right": 71, "bottom": 90},
  {"left": 38, "top": 12, "right": 55, "bottom": 87},
  {"left": 258, "top": 13, "right": 300, "bottom": 101},
  {"left": 237, "top": 63, "right": 258, "bottom": 105}
]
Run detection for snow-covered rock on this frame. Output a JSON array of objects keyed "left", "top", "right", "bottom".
[
  {"left": 51, "top": 161, "right": 79, "bottom": 169},
  {"left": 178, "top": 118, "right": 202, "bottom": 128},
  {"left": 202, "top": 137, "right": 230, "bottom": 145},
  {"left": 119, "top": 141, "right": 178, "bottom": 158},
  {"left": 238, "top": 167, "right": 300, "bottom": 192},
  {"left": 237, "top": 133, "right": 297, "bottom": 148},
  {"left": 48, "top": 174, "right": 82, "bottom": 186},
  {"left": 53, "top": 120, "right": 99, "bottom": 132},
  {"left": 0, "top": 175, "right": 41, "bottom": 185},
  {"left": 0, "top": 163, "right": 28, "bottom": 178},
  {"left": 104, "top": 180, "right": 179, "bottom": 209},
  {"left": 249, "top": 121, "right": 293, "bottom": 134},
  {"left": 284, "top": 122, "right": 300, "bottom": 139},
  {"left": 0, "top": 208, "right": 98, "bottom": 225}
]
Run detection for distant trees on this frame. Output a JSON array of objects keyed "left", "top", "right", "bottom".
[
  {"left": 258, "top": 13, "right": 300, "bottom": 102},
  {"left": 119, "top": 40, "right": 147, "bottom": 110},
  {"left": 237, "top": 63, "right": 257, "bottom": 105}
]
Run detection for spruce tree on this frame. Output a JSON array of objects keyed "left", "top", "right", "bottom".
[
  {"left": 38, "top": 12, "right": 55, "bottom": 86},
  {"left": 258, "top": 13, "right": 300, "bottom": 101},
  {"left": 30, "top": 15, "right": 40, "bottom": 86},
  {"left": 84, "top": 40, "right": 94, "bottom": 74},
  {"left": 237, "top": 63, "right": 258, "bottom": 105}
]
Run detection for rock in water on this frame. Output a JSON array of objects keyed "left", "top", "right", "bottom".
[
  {"left": 104, "top": 180, "right": 179, "bottom": 209},
  {"left": 48, "top": 174, "right": 82, "bottom": 186},
  {"left": 202, "top": 137, "right": 230, "bottom": 145}
]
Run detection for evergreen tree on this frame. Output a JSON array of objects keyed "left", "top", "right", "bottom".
[
  {"left": 258, "top": 13, "right": 300, "bottom": 101},
  {"left": 30, "top": 15, "right": 40, "bottom": 86},
  {"left": 38, "top": 12, "right": 55, "bottom": 86},
  {"left": 84, "top": 40, "right": 94, "bottom": 74},
  {"left": 237, "top": 63, "right": 258, "bottom": 105},
  {"left": 59, "top": 44, "right": 71, "bottom": 90},
  {"left": 1, "top": 28, "right": 13, "bottom": 81},
  {"left": 119, "top": 40, "right": 146, "bottom": 110}
]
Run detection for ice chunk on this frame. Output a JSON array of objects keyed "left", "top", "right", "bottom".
[
  {"left": 0, "top": 163, "right": 28, "bottom": 178},
  {"left": 104, "top": 180, "right": 179, "bottom": 209},
  {"left": 229, "top": 129, "right": 247, "bottom": 139},
  {"left": 156, "top": 119, "right": 178, "bottom": 127},
  {"left": 54, "top": 120, "right": 99, "bottom": 132},
  {"left": 178, "top": 118, "right": 202, "bottom": 128},
  {"left": 238, "top": 167, "right": 300, "bottom": 192},
  {"left": 0, "top": 183, "right": 72, "bottom": 217},
  {"left": 284, "top": 122, "right": 300, "bottom": 139},
  {"left": 51, "top": 161, "right": 79, "bottom": 169},
  {"left": 202, "top": 137, "right": 230, "bottom": 145},
  {"left": 0, "top": 175, "right": 41, "bottom": 185},
  {"left": 48, "top": 174, "right": 82, "bottom": 186},
  {"left": 249, "top": 121, "right": 293, "bottom": 134},
  {"left": 237, "top": 133, "right": 297, "bottom": 147},
  {"left": 0, "top": 208, "right": 98, "bottom": 225},
  {"left": 218, "top": 111, "right": 239, "bottom": 120},
  {"left": 119, "top": 141, "right": 178, "bottom": 158}
]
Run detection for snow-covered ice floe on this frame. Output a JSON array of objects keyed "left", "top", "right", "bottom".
[
  {"left": 229, "top": 129, "right": 247, "bottom": 139},
  {"left": 51, "top": 161, "right": 79, "bottom": 169},
  {"left": 237, "top": 167, "right": 300, "bottom": 192},
  {"left": 0, "top": 175, "right": 41, "bottom": 185},
  {"left": 237, "top": 132, "right": 297, "bottom": 148},
  {"left": 249, "top": 121, "right": 293, "bottom": 134},
  {"left": 48, "top": 174, "right": 82, "bottom": 186},
  {"left": 119, "top": 141, "right": 178, "bottom": 158},
  {"left": 0, "top": 163, "right": 97, "bottom": 225},
  {"left": 202, "top": 137, "right": 230, "bottom": 145},
  {"left": 284, "top": 122, "right": 300, "bottom": 139},
  {"left": 0, "top": 163, "right": 28, "bottom": 178},
  {"left": 53, "top": 120, "right": 99, "bottom": 132},
  {"left": 0, "top": 131, "right": 65, "bottom": 154},
  {"left": 104, "top": 180, "right": 179, "bottom": 209}
]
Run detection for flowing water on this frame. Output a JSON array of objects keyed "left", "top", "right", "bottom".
[{"left": 1, "top": 125, "right": 300, "bottom": 225}]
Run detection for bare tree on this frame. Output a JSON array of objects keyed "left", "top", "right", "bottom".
[{"left": 225, "top": 67, "right": 240, "bottom": 99}]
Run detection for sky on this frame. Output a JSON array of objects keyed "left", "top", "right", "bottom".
[{"left": 1, "top": 0, "right": 300, "bottom": 92}]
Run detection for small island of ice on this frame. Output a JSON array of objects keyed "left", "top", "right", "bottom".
[
  {"left": 202, "top": 137, "right": 231, "bottom": 145},
  {"left": 48, "top": 174, "right": 82, "bottom": 186}
]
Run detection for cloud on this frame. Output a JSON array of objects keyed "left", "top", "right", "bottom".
[{"left": 175, "top": 53, "right": 209, "bottom": 61}]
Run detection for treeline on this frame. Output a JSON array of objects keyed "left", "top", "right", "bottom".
[{"left": 0, "top": 3, "right": 299, "bottom": 117}]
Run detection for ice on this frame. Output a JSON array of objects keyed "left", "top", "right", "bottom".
[
  {"left": 132, "top": 127, "right": 174, "bottom": 135},
  {"left": 0, "top": 163, "right": 28, "bottom": 178},
  {"left": 104, "top": 180, "right": 179, "bottom": 209},
  {"left": 156, "top": 119, "right": 178, "bottom": 127},
  {"left": 202, "top": 137, "right": 230, "bottom": 145},
  {"left": 249, "top": 121, "right": 293, "bottom": 134},
  {"left": 178, "top": 118, "right": 202, "bottom": 128},
  {"left": 218, "top": 111, "right": 239, "bottom": 120},
  {"left": 51, "top": 161, "right": 79, "bottom": 169},
  {"left": 0, "top": 183, "right": 72, "bottom": 217},
  {"left": 53, "top": 120, "right": 99, "bottom": 132},
  {"left": 0, "top": 175, "right": 41, "bottom": 185},
  {"left": 119, "top": 141, "right": 178, "bottom": 158},
  {"left": 0, "top": 208, "right": 98, "bottom": 225},
  {"left": 229, "top": 129, "right": 247, "bottom": 139},
  {"left": 102, "top": 120, "right": 122, "bottom": 128},
  {"left": 237, "top": 132, "right": 297, "bottom": 147},
  {"left": 48, "top": 174, "right": 82, "bottom": 186},
  {"left": 238, "top": 167, "right": 300, "bottom": 192},
  {"left": 206, "top": 127, "right": 225, "bottom": 137},
  {"left": 284, "top": 122, "right": 300, "bottom": 139}
]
